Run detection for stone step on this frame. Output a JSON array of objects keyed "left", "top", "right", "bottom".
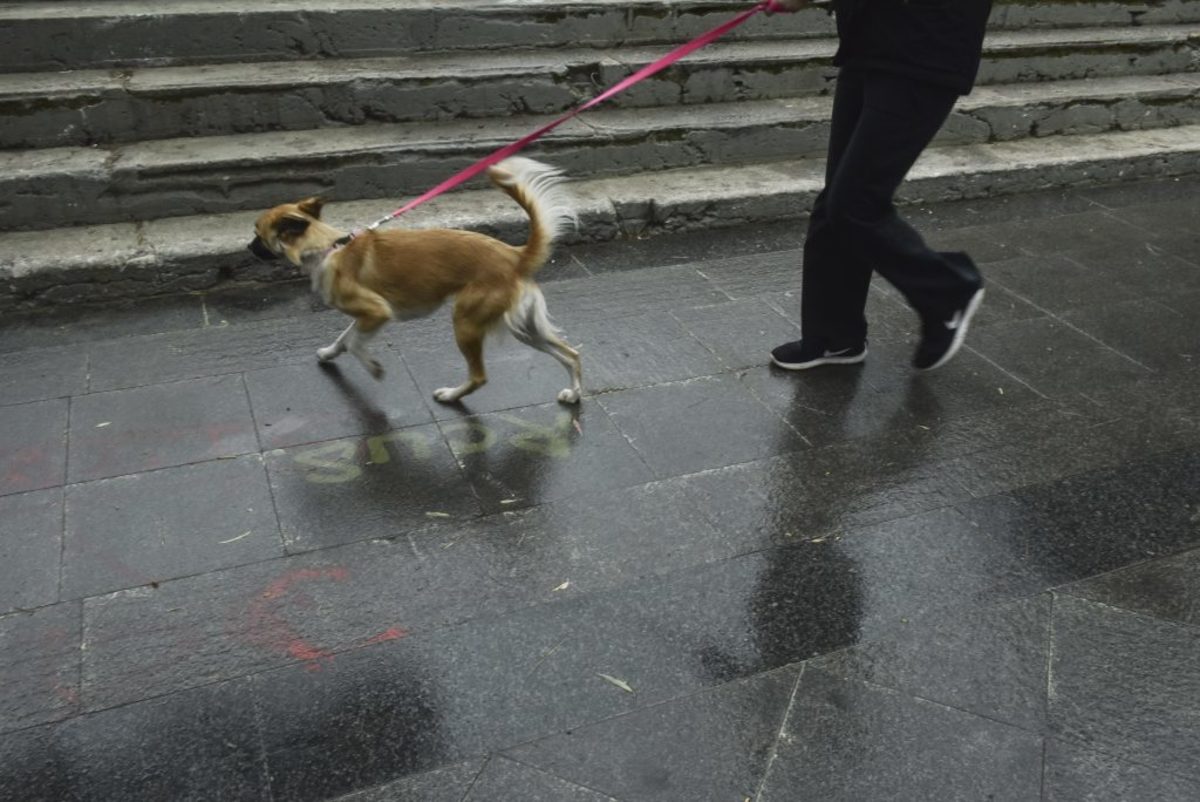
[
  {"left": 0, "top": 1, "right": 834, "bottom": 73},
  {"left": 3, "top": 0, "right": 1199, "bottom": 73},
  {"left": 4, "top": 123, "right": 1199, "bottom": 309},
  {"left": 5, "top": 72, "right": 1200, "bottom": 232},
  {"left": 5, "top": 25, "right": 1199, "bottom": 149}
]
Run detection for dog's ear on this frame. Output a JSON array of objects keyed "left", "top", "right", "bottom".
[
  {"left": 275, "top": 214, "right": 311, "bottom": 239},
  {"left": 296, "top": 196, "right": 326, "bottom": 219}
]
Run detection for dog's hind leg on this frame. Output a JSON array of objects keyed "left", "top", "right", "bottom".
[
  {"left": 505, "top": 283, "right": 582, "bottom": 404},
  {"left": 434, "top": 314, "right": 488, "bottom": 403},
  {"left": 317, "top": 322, "right": 355, "bottom": 363},
  {"left": 346, "top": 319, "right": 389, "bottom": 380}
]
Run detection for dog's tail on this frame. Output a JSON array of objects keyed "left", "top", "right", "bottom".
[{"left": 487, "top": 157, "right": 577, "bottom": 277}]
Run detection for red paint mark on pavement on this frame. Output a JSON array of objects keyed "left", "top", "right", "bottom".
[
  {"left": 244, "top": 567, "right": 404, "bottom": 670},
  {"left": 287, "top": 640, "right": 333, "bottom": 662},
  {"left": 365, "top": 627, "right": 409, "bottom": 645}
]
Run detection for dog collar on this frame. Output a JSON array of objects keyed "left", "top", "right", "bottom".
[{"left": 316, "top": 232, "right": 356, "bottom": 261}]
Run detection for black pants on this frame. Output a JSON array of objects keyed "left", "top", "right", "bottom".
[{"left": 800, "top": 68, "right": 982, "bottom": 346}]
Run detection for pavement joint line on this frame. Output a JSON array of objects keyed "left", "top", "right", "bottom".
[
  {"left": 236, "top": 371, "right": 291, "bottom": 560},
  {"left": 985, "top": 263, "right": 1156, "bottom": 373},
  {"left": 754, "top": 662, "right": 807, "bottom": 800},
  {"left": 962, "top": 344, "right": 1050, "bottom": 401},
  {"left": 1039, "top": 737, "right": 1050, "bottom": 800},
  {"left": 826, "top": 656, "right": 1050, "bottom": 737},
  {"left": 456, "top": 757, "right": 491, "bottom": 802},
  {"left": 56, "top": 484, "right": 69, "bottom": 609},
  {"left": 250, "top": 685, "right": 277, "bottom": 802}
]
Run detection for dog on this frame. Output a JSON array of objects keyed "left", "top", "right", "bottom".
[{"left": 247, "top": 157, "right": 583, "bottom": 405}]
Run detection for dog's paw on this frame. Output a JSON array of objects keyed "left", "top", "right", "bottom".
[
  {"left": 316, "top": 345, "right": 341, "bottom": 362},
  {"left": 557, "top": 388, "right": 581, "bottom": 405},
  {"left": 433, "top": 387, "right": 461, "bottom": 404}
]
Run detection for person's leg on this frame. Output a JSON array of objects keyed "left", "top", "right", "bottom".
[
  {"left": 801, "top": 69, "right": 876, "bottom": 346},
  {"left": 822, "top": 71, "right": 984, "bottom": 369},
  {"left": 772, "top": 69, "right": 875, "bottom": 370}
]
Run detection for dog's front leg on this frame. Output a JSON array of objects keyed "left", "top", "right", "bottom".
[{"left": 317, "top": 322, "right": 355, "bottom": 363}]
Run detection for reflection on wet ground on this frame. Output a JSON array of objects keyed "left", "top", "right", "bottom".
[{"left": 2, "top": 179, "right": 1199, "bottom": 800}]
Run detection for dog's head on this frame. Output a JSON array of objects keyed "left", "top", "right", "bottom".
[{"left": 248, "top": 197, "right": 327, "bottom": 266}]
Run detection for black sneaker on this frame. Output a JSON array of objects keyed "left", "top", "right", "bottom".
[
  {"left": 770, "top": 339, "right": 867, "bottom": 371},
  {"left": 913, "top": 287, "right": 985, "bottom": 371}
]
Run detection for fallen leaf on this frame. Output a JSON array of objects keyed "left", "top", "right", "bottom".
[
  {"left": 573, "top": 419, "right": 583, "bottom": 434},
  {"left": 220, "top": 530, "right": 253, "bottom": 544},
  {"left": 597, "top": 673, "right": 634, "bottom": 693},
  {"left": 500, "top": 499, "right": 520, "bottom": 505},
  {"left": 95, "top": 422, "right": 111, "bottom": 428},
  {"left": 553, "top": 581, "right": 570, "bottom": 592},
  {"left": 998, "top": 387, "right": 1005, "bottom": 395},
  {"left": 425, "top": 512, "right": 452, "bottom": 519}
]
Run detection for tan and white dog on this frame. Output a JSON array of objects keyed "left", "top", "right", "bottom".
[{"left": 247, "top": 158, "right": 582, "bottom": 404}]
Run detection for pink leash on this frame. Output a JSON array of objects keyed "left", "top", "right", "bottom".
[{"left": 365, "top": 0, "right": 787, "bottom": 230}]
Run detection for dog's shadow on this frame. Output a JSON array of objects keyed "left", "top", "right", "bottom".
[{"left": 316, "top": 360, "right": 393, "bottom": 436}]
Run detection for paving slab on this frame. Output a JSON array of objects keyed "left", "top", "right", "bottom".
[
  {"left": 0, "top": 346, "right": 87, "bottom": 407},
  {"left": 1061, "top": 547, "right": 1200, "bottom": 630},
  {"left": 86, "top": 311, "right": 345, "bottom": 392},
  {"left": 1062, "top": 298, "right": 1197, "bottom": 372},
  {"left": 757, "top": 669, "right": 1042, "bottom": 802},
  {"left": 62, "top": 456, "right": 283, "bottom": 598},
  {"left": 598, "top": 374, "right": 809, "bottom": 477},
  {"left": 0, "top": 677, "right": 268, "bottom": 802},
  {"left": 969, "top": 317, "right": 1152, "bottom": 399},
  {"left": 245, "top": 355, "right": 433, "bottom": 451},
  {"left": 463, "top": 758, "right": 617, "bottom": 802},
  {"left": 442, "top": 402, "right": 654, "bottom": 513},
  {"left": 0, "top": 603, "right": 80, "bottom": 735},
  {"left": 80, "top": 518, "right": 516, "bottom": 710},
  {"left": 68, "top": 374, "right": 259, "bottom": 482},
  {"left": 956, "top": 449, "right": 1200, "bottom": 587},
  {"left": 333, "top": 761, "right": 484, "bottom": 802},
  {"left": 811, "top": 595, "right": 1051, "bottom": 733},
  {"left": 672, "top": 297, "right": 802, "bottom": 371},
  {"left": 265, "top": 422, "right": 479, "bottom": 552},
  {"left": 735, "top": 364, "right": 914, "bottom": 448},
  {"left": 677, "top": 440, "right": 972, "bottom": 550},
  {"left": 0, "top": 296, "right": 205, "bottom": 354},
  {"left": 1043, "top": 739, "right": 1200, "bottom": 802},
  {"left": 0, "top": 398, "right": 67, "bottom": 497},
  {"left": 507, "top": 666, "right": 799, "bottom": 802},
  {"left": 1048, "top": 594, "right": 1200, "bottom": 781},
  {"left": 0, "top": 488, "right": 64, "bottom": 613},
  {"left": 568, "top": 311, "right": 726, "bottom": 393}
]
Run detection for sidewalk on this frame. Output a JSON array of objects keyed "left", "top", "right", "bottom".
[{"left": 1, "top": 177, "right": 1198, "bottom": 801}]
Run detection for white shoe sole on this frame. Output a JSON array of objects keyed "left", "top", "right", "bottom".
[
  {"left": 771, "top": 350, "right": 867, "bottom": 371},
  {"left": 919, "top": 288, "right": 985, "bottom": 372}
]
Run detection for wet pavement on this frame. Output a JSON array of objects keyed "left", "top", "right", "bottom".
[{"left": 1, "top": 177, "right": 1199, "bottom": 801}]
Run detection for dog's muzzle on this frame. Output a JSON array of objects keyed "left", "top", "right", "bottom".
[{"left": 248, "top": 237, "right": 280, "bottom": 262}]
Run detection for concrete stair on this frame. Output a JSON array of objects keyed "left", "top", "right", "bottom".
[{"left": 1, "top": 0, "right": 1199, "bottom": 307}]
